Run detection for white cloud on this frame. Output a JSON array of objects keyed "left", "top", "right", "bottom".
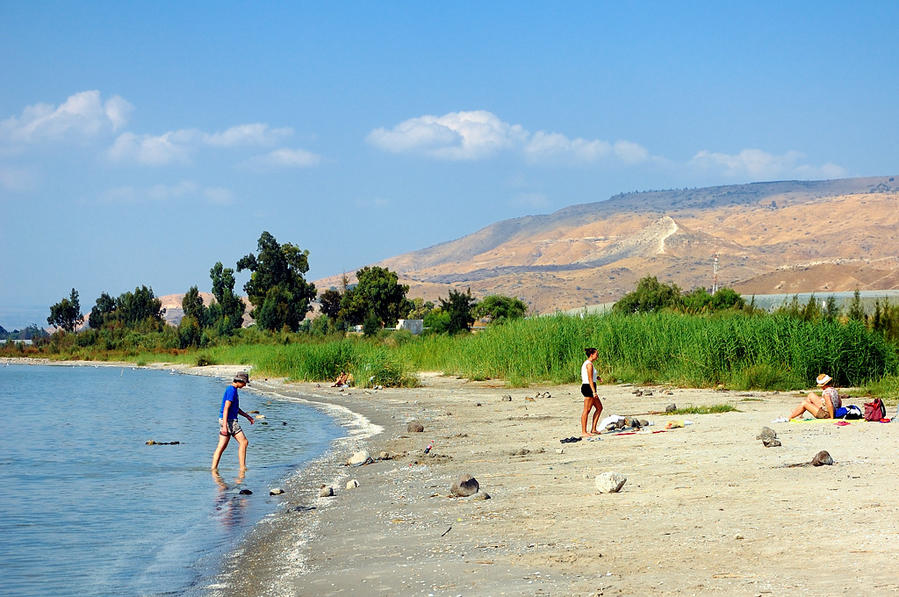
[
  {"left": 524, "top": 131, "right": 611, "bottom": 163},
  {"left": 1, "top": 90, "right": 132, "bottom": 144},
  {"left": 108, "top": 130, "right": 197, "bottom": 165},
  {"left": 100, "top": 180, "right": 231, "bottom": 204},
  {"left": 368, "top": 110, "right": 651, "bottom": 166},
  {"left": 203, "top": 123, "right": 293, "bottom": 147},
  {"left": 689, "top": 148, "right": 847, "bottom": 179},
  {"left": 367, "top": 110, "right": 528, "bottom": 160},
  {"left": 242, "top": 147, "right": 322, "bottom": 170}
]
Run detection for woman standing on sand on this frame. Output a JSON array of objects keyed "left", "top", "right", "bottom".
[
  {"left": 211, "top": 371, "right": 255, "bottom": 470},
  {"left": 580, "top": 348, "right": 603, "bottom": 436}
]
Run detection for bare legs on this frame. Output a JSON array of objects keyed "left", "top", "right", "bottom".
[
  {"left": 581, "top": 397, "right": 603, "bottom": 437},
  {"left": 211, "top": 431, "right": 249, "bottom": 470},
  {"left": 789, "top": 393, "right": 826, "bottom": 419}
]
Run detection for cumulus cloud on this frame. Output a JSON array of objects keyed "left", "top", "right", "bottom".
[
  {"left": 108, "top": 131, "right": 197, "bottom": 165},
  {"left": 689, "top": 148, "right": 846, "bottom": 179},
  {"left": 100, "top": 180, "right": 232, "bottom": 204},
  {"left": 0, "top": 90, "right": 132, "bottom": 144},
  {"left": 241, "top": 147, "right": 322, "bottom": 170},
  {"left": 367, "top": 110, "right": 528, "bottom": 160},
  {"left": 368, "top": 110, "right": 651, "bottom": 166}
]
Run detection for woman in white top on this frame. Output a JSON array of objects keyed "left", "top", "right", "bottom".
[
  {"left": 580, "top": 348, "right": 603, "bottom": 436},
  {"left": 789, "top": 373, "right": 842, "bottom": 419}
]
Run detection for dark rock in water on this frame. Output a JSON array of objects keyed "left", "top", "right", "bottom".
[
  {"left": 407, "top": 421, "right": 425, "bottom": 433},
  {"left": 239, "top": 489, "right": 253, "bottom": 495},
  {"left": 451, "top": 474, "right": 480, "bottom": 497},
  {"left": 665, "top": 403, "right": 677, "bottom": 413},
  {"left": 292, "top": 505, "right": 316, "bottom": 512},
  {"left": 282, "top": 421, "right": 287, "bottom": 425},
  {"left": 145, "top": 440, "right": 180, "bottom": 445},
  {"left": 812, "top": 451, "right": 834, "bottom": 466}
]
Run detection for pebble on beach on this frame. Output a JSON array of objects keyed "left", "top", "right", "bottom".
[
  {"left": 346, "top": 450, "right": 371, "bottom": 466},
  {"left": 595, "top": 472, "right": 627, "bottom": 493},
  {"left": 319, "top": 485, "right": 334, "bottom": 497},
  {"left": 812, "top": 450, "right": 834, "bottom": 466},
  {"left": 450, "top": 474, "right": 480, "bottom": 497},
  {"left": 407, "top": 420, "right": 425, "bottom": 433},
  {"left": 269, "top": 488, "right": 285, "bottom": 495},
  {"left": 346, "top": 479, "right": 360, "bottom": 489}
]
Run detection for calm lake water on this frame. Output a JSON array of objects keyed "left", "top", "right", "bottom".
[{"left": 0, "top": 364, "right": 343, "bottom": 596}]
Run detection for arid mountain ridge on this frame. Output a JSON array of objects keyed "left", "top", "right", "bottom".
[{"left": 316, "top": 175, "right": 899, "bottom": 314}]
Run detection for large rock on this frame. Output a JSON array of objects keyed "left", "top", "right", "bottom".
[
  {"left": 407, "top": 420, "right": 425, "bottom": 433},
  {"left": 811, "top": 450, "right": 834, "bottom": 466},
  {"left": 451, "top": 474, "right": 480, "bottom": 497},
  {"left": 346, "top": 479, "right": 360, "bottom": 489},
  {"left": 595, "top": 472, "right": 627, "bottom": 493},
  {"left": 757, "top": 427, "right": 781, "bottom": 447},
  {"left": 346, "top": 450, "right": 371, "bottom": 466},
  {"left": 319, "top": 485, "right": 334, "bottom": 497}
]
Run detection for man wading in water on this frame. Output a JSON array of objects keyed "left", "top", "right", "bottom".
[{"left": 211, "top": 371, "right": 255, "bottom": 470}]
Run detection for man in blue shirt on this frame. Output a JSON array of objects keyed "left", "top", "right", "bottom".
[{"left": 211, "top": 371, "right": 255, "bottom": 470}]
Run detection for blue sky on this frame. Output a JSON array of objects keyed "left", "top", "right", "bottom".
[{"left": 2, "top": 2, "right": 897, "bottom": 329}]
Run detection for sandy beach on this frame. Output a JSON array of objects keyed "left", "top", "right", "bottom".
[
  {"left": 193, "top": 369, "right": 897, "bottom": 597},
  {"left": 6, "top": 358, "right": 897, "bottom": 595}
]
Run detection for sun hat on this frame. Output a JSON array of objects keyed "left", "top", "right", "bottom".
[
  {"left": 816, "top": 373, "right": 832, "bottom": 386},
  {"left": 234, "top": 371, "right": 250, "bottom": 384}
]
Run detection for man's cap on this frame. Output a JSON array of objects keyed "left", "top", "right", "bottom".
[{"left": 234, "top": 371, "right": 250, "bottom": 384}]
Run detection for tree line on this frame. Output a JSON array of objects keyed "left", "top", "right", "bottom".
[{"left": 44, "top": 231, "right": 530, "bottom": 349}]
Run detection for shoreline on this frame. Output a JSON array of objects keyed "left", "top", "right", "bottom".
[{"left": 6, "top": 358, "right": 898, "bottom": 595}]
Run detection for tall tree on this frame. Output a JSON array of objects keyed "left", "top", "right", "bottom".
[
  {"left": 440, "top": 288, "right": 477, "bottom": 334},
  {"left": 182, "top": 286, "right": 207, "bottom": 325},
  {"left": 473, "top": 294, "right": 528, "bottom": 324},
  {"left": 209, "top": 262, "right": 245, "bottom": 333},
  {"left": 48, "top": 288, "right": 83, "bottom": 332},
  {"left": 89, "top": 292, "right": 117, "bottom": 329},
  {"left": 237, "top": 231, "right": 316, "bottom": 331},
  {"left": 115, "top": 286, "right": 165, "bottom": 328},
  {"left": 318, "top": 288, "right": 343, "bottom": 320},
  {"left": 339, "top": 266, "right": 412, "bottom": 327}
]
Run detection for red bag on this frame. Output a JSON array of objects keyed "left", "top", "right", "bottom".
[{"left": 863, "top": 398, "right": 886, "bottom": 421}]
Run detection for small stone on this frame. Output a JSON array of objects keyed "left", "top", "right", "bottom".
[
  {"left": 756, "top": 426, "right": 777, "bottom": 441},
  {"left": 644, "top": 391, "right": 653, "bottom": 396},
  {"left": 763, "top": 438, "right": 782, "bottom": 447},
  {"left": 811, "top": 450, "right": 834, "bottom": 466},
  {"left": 472, "top": 492, "right": 491, "bottom": 500},
  {"left": 239, "top": 489, "right": 253, "bottom": 495},
  {"left": 665, "top": 403, "right": 677, "bottom": 413},
  {"left": 319, "top": 486, "right": 334, "bottom": 497},
  {"left": 379, "top": 451, "right": 392, "bottom": 460},
  {"left": 556, "top": 448, "right": 565, "bottom": 454},
  {"left": 511, "top": 448, "right": 530, "bottom": 456},
  {"left": 595, "top": 472, "right": 627, "bottom": 493},
  {"left": 407, "top": 421, "right": 425, "bottom": 433},
  {"left": 145, "top": 440, "right": 156, "bottom": 445},
  {"left": 735, "top": 534, "right": 744, "bottom": 540},
  {"left": 346, "top": 450, "right": 371, "bottom": 466},
  {"left": 502, "top": 395, "right": 512, "bottom": 401},
  {"left": 476, "top": 402, "right": 482, "bottom": 407},
  {"left": 451, "top": 474, "right": 480, "bottom": 497},
  {"left": 346, "top": 479, "right": 359, "bottom": 489},
  {"left": 269, "top": 487, "right": 285, "bottom": 495}
]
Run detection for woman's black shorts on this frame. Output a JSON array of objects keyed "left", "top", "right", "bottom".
[{"left": 581, "top": 383, "right": 594, "bottom": 398}]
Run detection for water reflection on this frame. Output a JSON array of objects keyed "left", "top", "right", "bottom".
[{"left": 212, "top": 470, "right": 248, "bottom": 530}]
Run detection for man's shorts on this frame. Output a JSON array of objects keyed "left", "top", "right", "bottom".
[{"left": 219, "top": 418, "right": 243, "bottom": 436}]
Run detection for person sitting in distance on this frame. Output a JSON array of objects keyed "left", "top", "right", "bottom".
[{"left": 789, "top": 373, "right": 841, "bottom": 420}]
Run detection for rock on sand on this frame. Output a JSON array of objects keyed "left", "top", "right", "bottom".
[
  {"left": 451, "top": 474, "right": 480, "bottom": 497},
  {"left": 595, "top": 472, "right": 627, "bottom": 493}
]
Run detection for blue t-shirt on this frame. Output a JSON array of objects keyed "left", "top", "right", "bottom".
[{"left": 220, "top": 385, "right": 239, "bottom": 420}]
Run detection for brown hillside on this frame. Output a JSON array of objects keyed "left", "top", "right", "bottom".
[{"left": 316, "top": 176, "right": 899, "bottom": 314}]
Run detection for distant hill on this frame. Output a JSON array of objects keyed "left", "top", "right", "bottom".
[{"left": 316, "top": 175, "right": 899, "bottom": 314}]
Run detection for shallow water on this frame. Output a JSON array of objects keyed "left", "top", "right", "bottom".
[{"left": 0, "top": 364, "right": 342, "bottom": 596}]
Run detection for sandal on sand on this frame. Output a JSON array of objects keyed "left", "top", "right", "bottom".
[{"left": 560, "top": 436, "right": 582, "bottom": 443}]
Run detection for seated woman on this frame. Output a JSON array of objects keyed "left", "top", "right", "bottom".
[
  {"left": 789, "top": 373, "right": 842, "bottom": 419},
  {"left": 331, "top": 372, "right": 348, "bottom": 387}
]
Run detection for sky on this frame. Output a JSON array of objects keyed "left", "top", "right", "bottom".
[{"left": 2, "top": 1, "right": 897, "bottom": 329}]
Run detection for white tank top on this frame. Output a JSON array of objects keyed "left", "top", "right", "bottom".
[{"left": 581, "top": 359, "right": 597, "bottom": 384}]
